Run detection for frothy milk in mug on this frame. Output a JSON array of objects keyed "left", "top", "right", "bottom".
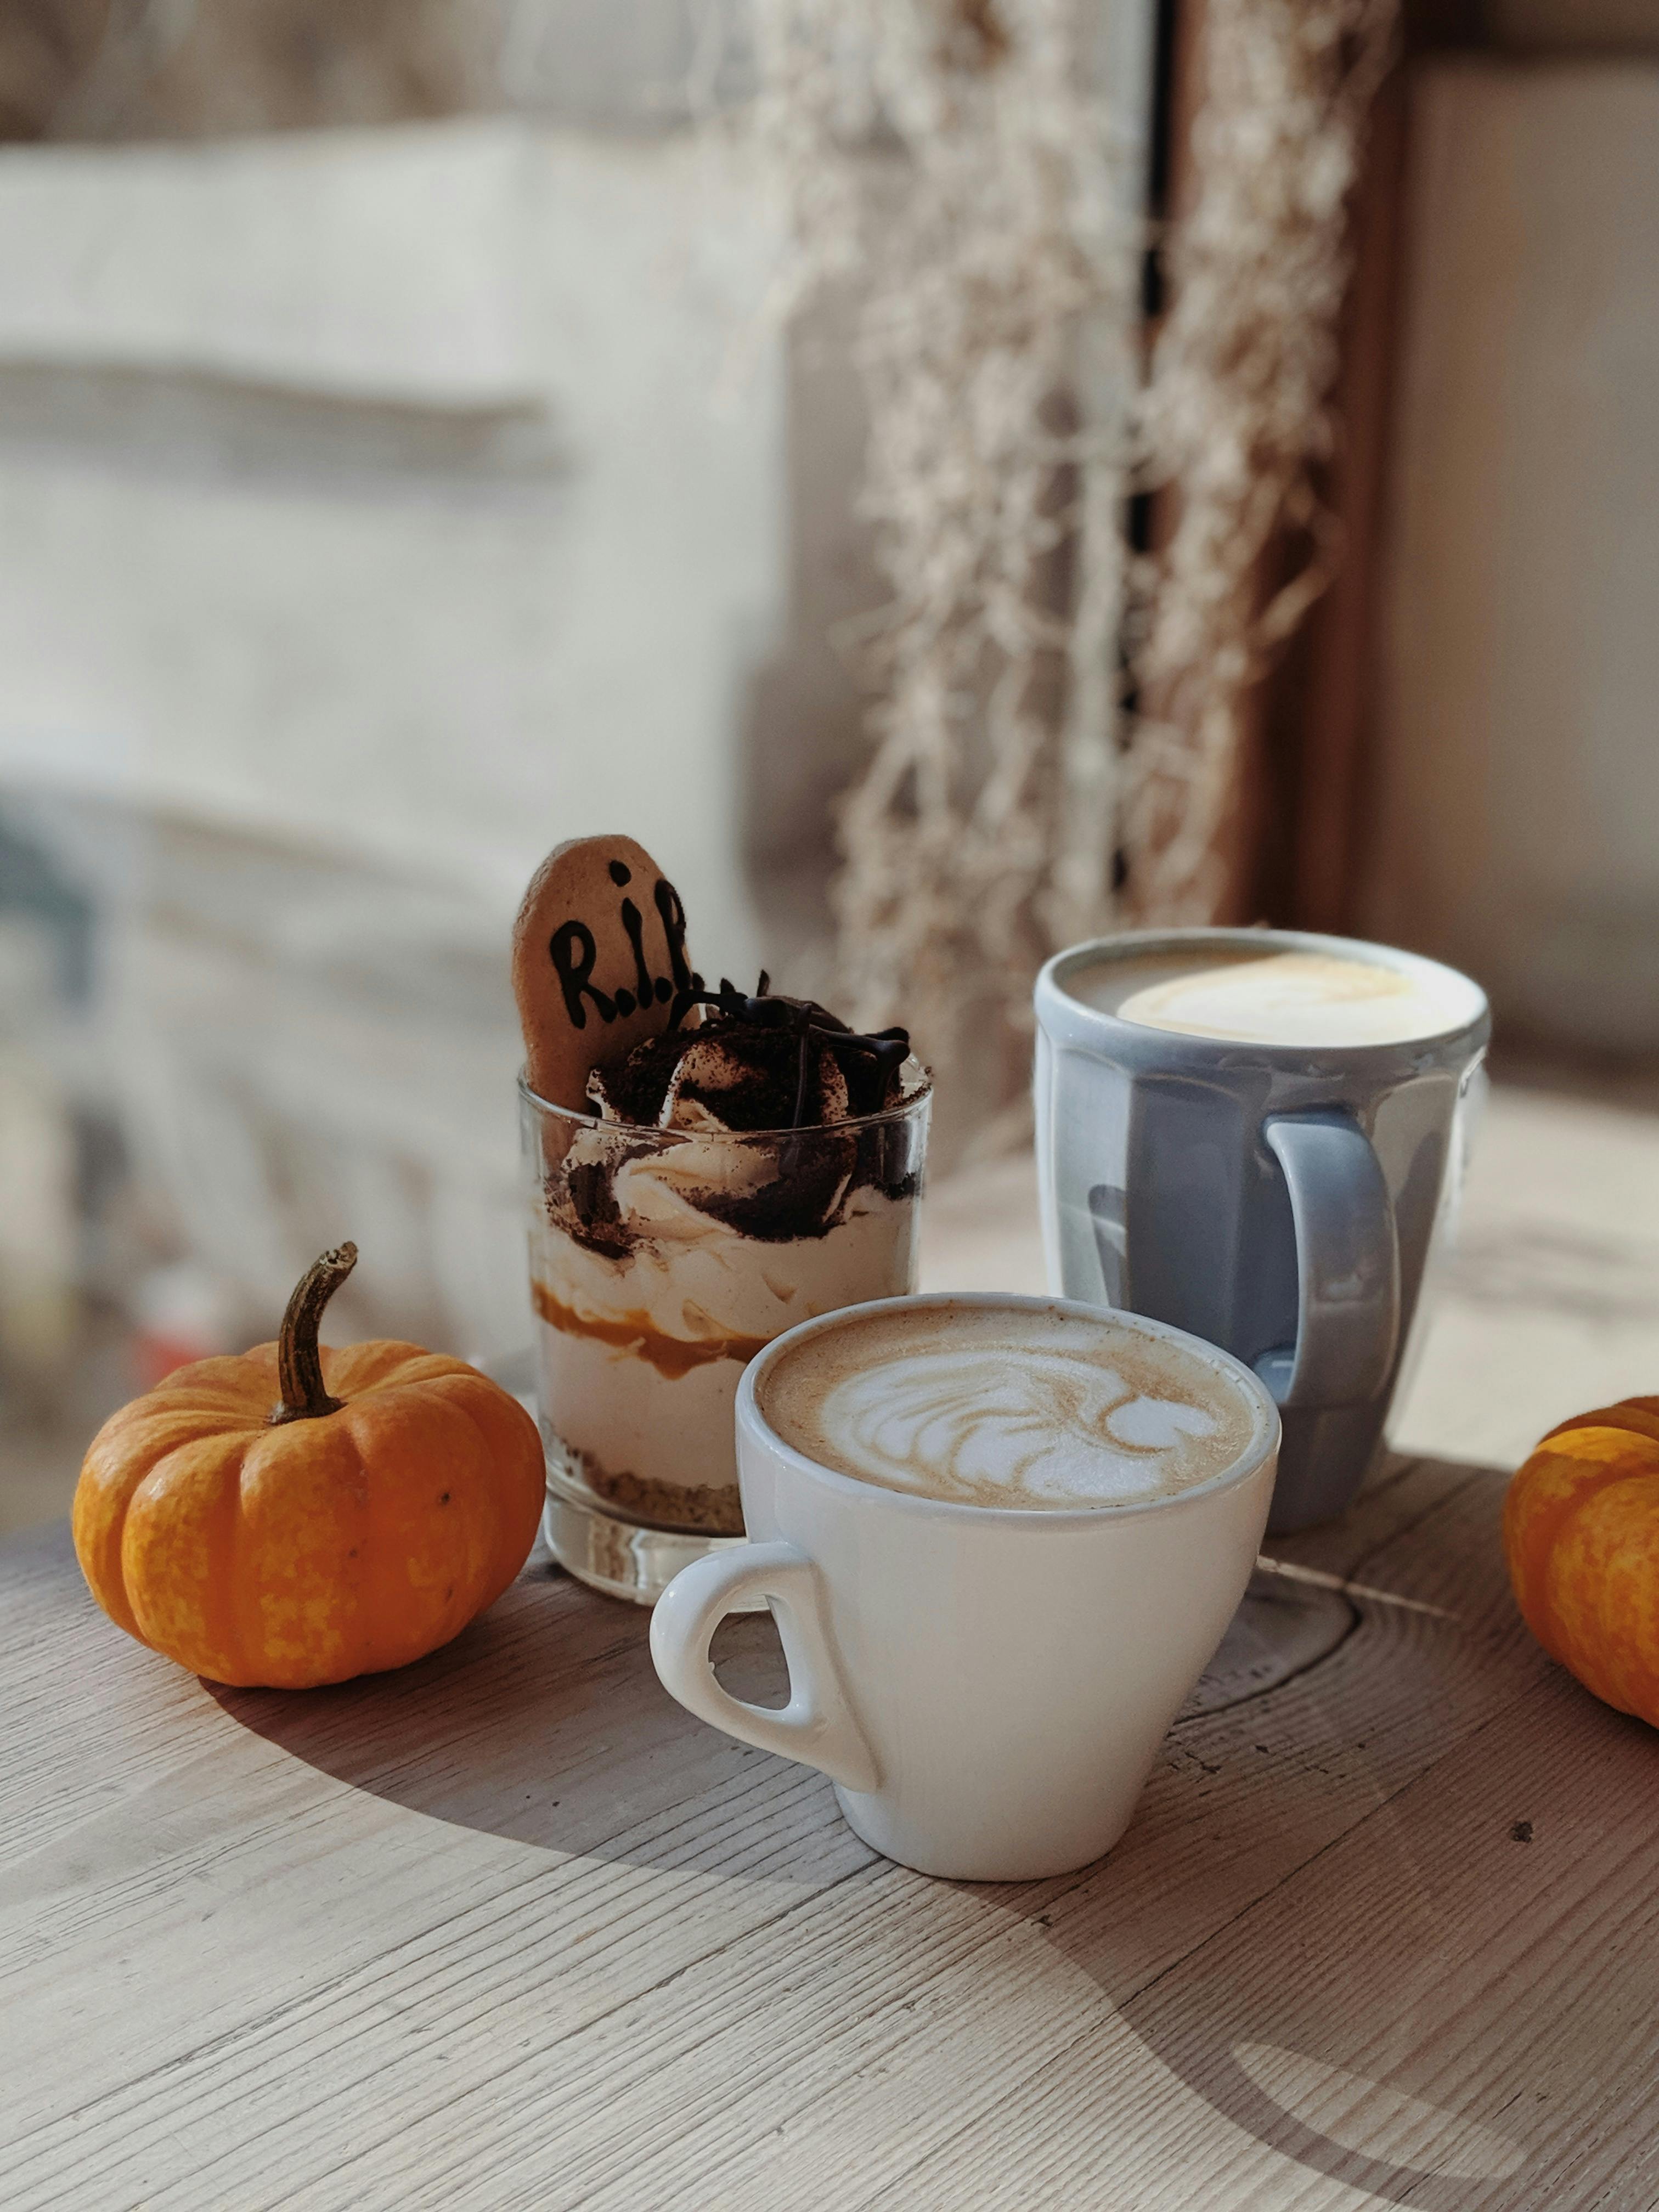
[
  {"left": 1034, "top": 929, "right": 1490, "bottom": 1532},
  {"left": 1073, "top": 947, "right": 1474, "bottom": 1051}
]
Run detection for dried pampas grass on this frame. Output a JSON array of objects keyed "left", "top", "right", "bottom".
[
  {"left": 1126, "top": 0, "right": 1398, "bottom": 924},
  {"left": 745, "top": 0, "right": 1398, "bottom": 1132}
]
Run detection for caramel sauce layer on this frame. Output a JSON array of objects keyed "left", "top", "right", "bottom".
[{"left": 532, "top": 1280, "right": 770, "bottom": 1380}]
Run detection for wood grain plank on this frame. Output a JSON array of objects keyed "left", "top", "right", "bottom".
[
  {"left": 6, "top": 1446, "right": 1655, "bottom": 2212},
  {"left": 330, "top": 1467, "right": 1537, "bottom": 2212}
]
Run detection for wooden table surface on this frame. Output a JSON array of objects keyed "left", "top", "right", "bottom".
[
  {"left": 7, "top": 1086, "right": 1659, "bottom": 2211},
  {"left": 6, "top": 1462, "right": 1655, "bottom": 2212}
]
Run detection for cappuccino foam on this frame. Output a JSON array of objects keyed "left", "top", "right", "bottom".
[
  {"left": 758, "top": 1302, "right": 1257, "bottom": 1510},
  {"left": 1075, "top": 949, "right": 1472, "bottom": 1049}
]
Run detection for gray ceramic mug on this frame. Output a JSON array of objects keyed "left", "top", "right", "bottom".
[{"left": 1033, "top": 929, "right": 1489, "bottom": 1532}]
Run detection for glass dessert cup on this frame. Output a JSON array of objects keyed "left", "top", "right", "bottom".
[{"left": 521, "top": 1069, "right": 931, "bottom": 1602}]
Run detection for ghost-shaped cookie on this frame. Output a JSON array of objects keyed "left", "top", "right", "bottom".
[{"left": 512, "top": 835, "right": 697, "bottom": 1110}]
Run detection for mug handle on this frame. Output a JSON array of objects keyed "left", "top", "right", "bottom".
[
  {"left": 1256, "top": 1110, "right": 1401, "bottom": 1409},
  {"left": 650, "top": 1541, "right": 881, "bottom": 1794}
]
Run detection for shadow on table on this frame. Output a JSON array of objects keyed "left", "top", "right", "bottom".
[
  {"left": 207, "top": 1532, "right": 1346, "bottom": 1893},
  {"left": 208, "top": 1460, "right": 1651, "bottom": 2208},
  {"left": 207, "top": 1550, "right": 841, "bottom": 1881},
  {"left": 1015, "top": 1717, "right": 1642, "bottom": 2212},
  {"left": 978, "top": 1460, "right": 1654, "bottom": 2211}
]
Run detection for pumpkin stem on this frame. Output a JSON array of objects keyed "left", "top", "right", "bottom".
[{"left": 270, "top": 1243, "right": 357, "bottom": 1425}]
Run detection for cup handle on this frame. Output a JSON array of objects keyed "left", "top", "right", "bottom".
[
  {"left": 650, "top": 1541, "right": 881, "bottom": 1794},
  {"left": 1256, "top": 1110, "right": 1401, "bottom": 1409}
]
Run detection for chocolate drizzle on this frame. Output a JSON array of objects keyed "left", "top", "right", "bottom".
[
  {"left": 590, "top": 976, "right": 912, "bottom": 1132},
  {"left": 663, "top": 972, "right": 911, "bottom": 1129},
  {"left": 544, "top": 973, "right": 926, "bottom": 1253},
  {"left": 563, "top": 1156, "right": 632, "bottom": 1260},
  {"left": 547, "top": 1120, "right": 922, "bottom": 1252}
]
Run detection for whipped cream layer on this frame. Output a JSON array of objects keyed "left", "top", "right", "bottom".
[
  {"left": 759, "top": 1304, "right": 1255, "bottom": 1510},
  {"left": 531, "top": 1102, "right": 923, "bottom": 1531}
]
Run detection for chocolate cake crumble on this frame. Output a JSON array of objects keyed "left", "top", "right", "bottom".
[
  {"left": 549, "top": 974, "right": 927, "bottom": 1252},
  {"left": 587, "top": 973, "right": 912, "bottom": 1131}
]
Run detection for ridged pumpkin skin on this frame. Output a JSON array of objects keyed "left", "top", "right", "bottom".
[
  {"left": 1504, "top": 1396, "right": 1659, "bottom": 1727},
  {"left": 74, "top": 1339, "right": 545, "bottom": 1689}
]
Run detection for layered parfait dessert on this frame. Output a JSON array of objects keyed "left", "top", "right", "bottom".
[{"left": 522, "top": 932, "right": 929, "bottom": 1541}]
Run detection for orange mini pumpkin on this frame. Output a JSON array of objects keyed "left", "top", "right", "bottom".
[
  {"left": 74, "top": 1244, "right": 545, "bottom": 1689},
  {"left": 1503, "top": 1396, "right": 1659, "bottom": 1728}
]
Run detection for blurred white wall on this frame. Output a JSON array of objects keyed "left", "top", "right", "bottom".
[
  {"left": 0, "top": 120, "right": 781, "bottom": 975},
  {"left": 0, "top": 5, "right": 1159, "bottom": 1374},
  {"left": 1365, "top": 59, "right": 1659, "bottom": 1052},
  {"left": 0, "top": 117, "right": 786, "bottom": 1358}
]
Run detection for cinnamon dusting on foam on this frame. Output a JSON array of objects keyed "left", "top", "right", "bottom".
[
  {"left": 531, "top": 1280, "right": 770, "bottom": 1380},
  {"left": 758, "top": 1303, "right": 1255, "bottom": 1510}
]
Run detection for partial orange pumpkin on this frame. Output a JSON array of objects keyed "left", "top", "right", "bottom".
[
  {"left": 74, "top": 1244, "right": 546, "bottom": 1689},
  {"left": 1503, "top": 1396, "right": 1659, "bottom": 1728}
]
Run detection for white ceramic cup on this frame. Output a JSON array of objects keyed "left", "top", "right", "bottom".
[{"left": 649, "top": 1292, "right": 1280, "bottom": 1881}]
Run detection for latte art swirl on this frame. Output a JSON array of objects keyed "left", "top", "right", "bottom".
[{"left": 758, "top": 1303, "right": 1257, "bottom": 1510}]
